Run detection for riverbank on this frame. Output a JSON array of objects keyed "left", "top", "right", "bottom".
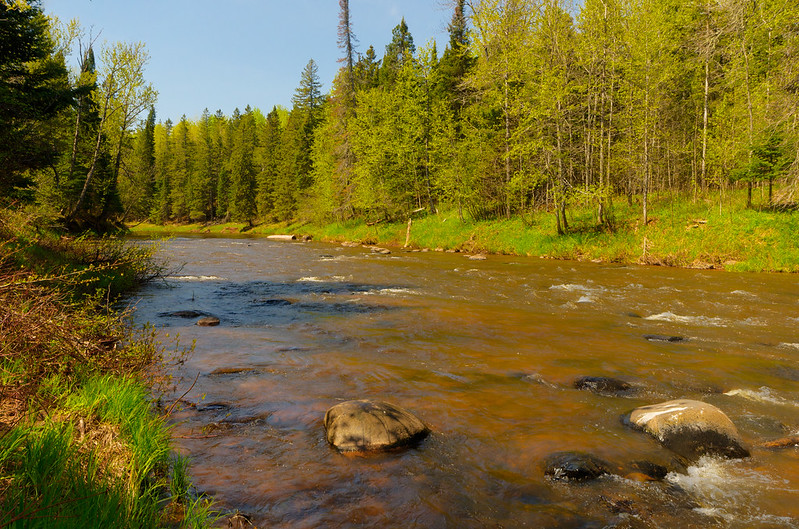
[
  {"left": 0, "top": 209, "right": 216, "bottom": 528},
  {"left": 129, "top": 191, "right": 799, "bottom": 273}
]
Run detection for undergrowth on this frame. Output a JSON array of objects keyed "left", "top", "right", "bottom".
[{"left": 0, "top": 207, "right": 218, "bottom": 528}]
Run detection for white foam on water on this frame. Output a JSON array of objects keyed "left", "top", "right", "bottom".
[
  {"left": 724, "top": 386, "right": 799, "bottom": 407},
  {"left": 732, "top": 290, "right": 758, "bottom": 298},
  {"left": 667, "top": 456, "right": 798, "bottom": 527},
  {"left": 549, "top": 283, "right": 591, "bottom": 292},
  {"left": 365, "top": 287, "right": 420, "bottom": 296},
  {"left": 577, "top": 296, "right": 594, "bottom": 303},
  {"left": 170, "top": 275, "right": 223, "bottom": 281},
  {"left": 296, "top": 275, "right": 349, "bottom": 283},
  {"left": 644, "top": 311, "right": 728, "bottom": 327},
  {"left": 778, "top": 342, "right": 799, "bottom": 350}
]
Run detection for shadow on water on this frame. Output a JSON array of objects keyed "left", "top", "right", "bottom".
[{"left": 152, "top": 277, "right": 407, "bottom": 328}]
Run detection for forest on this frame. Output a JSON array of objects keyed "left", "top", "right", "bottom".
[{"left": 3, "top": 0, "right": 799, "bottom": 233}]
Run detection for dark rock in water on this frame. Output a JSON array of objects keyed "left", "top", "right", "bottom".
[
  {"left": 160, "top": 310, "right": 205, "bottom": 318},
  {"left": 209, "top": 367, "right": 256, "bottom": 376},
  {"left": 629, "top": 460, "right": 669, "bottom": 481},
  {"left": 643, "top": 334, "right": 686, "bottom": 343},
  {"left": 324, "top": 399, "right": 429, "bottom": 452},
  {"left": 254, "top": 298, "right": 292, "bottom": 307},
  {"left": 197, "top": 316, "right": 220, "bottom": 326},
  {"left": 771, "top": 364, "right": 799, "bottom": 382},
  {"left": 574, "top": 376, "right": 633, "bottom": 396},
  {"left": 625, "top": 312, "right": 643, "bottom": 318},
  {"left": 543, "top": 451, "right": 611, "bottom": 482},
  {"left": 196, "top": 402, "right": 232, "bottom": 412},
  {"left": 625, "top": 399, "right": 749, "bottom": 460}
]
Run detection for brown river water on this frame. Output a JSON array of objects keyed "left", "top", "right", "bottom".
[{"left": 130, "top": 236, "right": 799, "bottom": 528}]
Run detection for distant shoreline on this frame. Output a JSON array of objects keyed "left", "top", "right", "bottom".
[{"left": 127, "top": 192, "right": 799, "bottom": 274}]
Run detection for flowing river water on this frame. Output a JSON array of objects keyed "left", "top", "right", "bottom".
[{"left": 130, "top": 236, "right": 799, "bottom": 528}]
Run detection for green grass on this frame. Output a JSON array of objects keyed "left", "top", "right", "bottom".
[
  {"left": 157, "top": 189, "right": 799, "bottom": 273},
  {"left": 0, "top": 208, "right": 219, "bottom": 528}
]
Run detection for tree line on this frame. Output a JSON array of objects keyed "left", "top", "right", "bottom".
[{"left": 3, "top": 0, "right": 799, "bottom": 232}]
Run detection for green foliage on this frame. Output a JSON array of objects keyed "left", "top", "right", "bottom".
[
  {"left": 0, "top": 1, "right": 76, "bottom": 200},
  {"left": 0, "top": 211, "right": 215, "bottom": 527}
]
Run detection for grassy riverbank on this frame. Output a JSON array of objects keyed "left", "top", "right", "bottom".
[
  {"left": 0, "top": 209, "right": 216, "bottom": 528},
  {"left": 130, "top": 190, "right": 799, "bottom": 273}
]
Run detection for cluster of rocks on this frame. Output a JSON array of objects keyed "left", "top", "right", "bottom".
[
  {"left": 534, "top": 374, "right": 756, "bottom": 486},
  {"left": 319, "top": 377, "right": 754, "bottom": 482}
]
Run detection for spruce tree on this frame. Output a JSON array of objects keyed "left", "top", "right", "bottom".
[
  {"left": 0, "top": 1, "right": 75, "bottom": 199},
  {"left": 229, "top": 107, "right": 257, "bottom": 224},
  {"left": 380, "top": 19, "right": 416, "bottom": 86}
]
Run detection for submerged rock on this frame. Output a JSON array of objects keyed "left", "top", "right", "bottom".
[
  {"left": 574, "top": 376, "right": 634, "bottom": 396},
  {"left": 625, "top": 399, "right": 749, "bottom": 460},
  {"left": 209, "top": 367, "right": 256, "bottom": 376},
  {"left": 196, "top": 316, "right": 220, "bottom": 327},
  {"left": 324, "top": 399, "right": 429, "bottom": 452},
  {"left": 643, "top": 334, "right": 686, "bottom": 343},
  {"left": 627, "top": 460, "right": 669, "bottom": 481},
  {"left": 544, "top": 451, "right": 611, "bottom": 482},
  {"left": 161, "top": 310, "right": 205, "bottom": 318}
]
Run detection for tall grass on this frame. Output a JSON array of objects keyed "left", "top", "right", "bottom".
[{"left": 0, "top": 208, "right": 217, "bottom": 528}]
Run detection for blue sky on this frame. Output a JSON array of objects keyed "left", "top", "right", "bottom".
[{"left": 41, "top": 0, "right": 452, "bottom": 123}]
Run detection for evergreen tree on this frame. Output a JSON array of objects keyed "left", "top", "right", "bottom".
[
  {"left": 191, "top": 108, "right": 214, "bottom": 220},
  {"left": 256, "top": 107, "right": 282, "bottom": 219},
  {"left": 353, "top": 45, "right": 381, "bottom": 90},
  {"left": 169, "top": 116, "right": 192, "bottom": 220},
  {"left": 380, "top": 18, "right": 416, "bottom": 86},
  {"left": 0, "top": 0, "right": 75, "bottom": 199},
  {"left": 119, "top": 105, "right": 155, "bottom": 220},
  {"left": 151, "top": 118, "right": 172, "bottom": 222},
  {"left": 292, "top": 59, "right": 324, "bottom": 112},
  {"left": 211, "top": 109, "right": 230, "bottom": 219},
  {"left": 229, "top": 106, "right": 257, "bottom": 224}
]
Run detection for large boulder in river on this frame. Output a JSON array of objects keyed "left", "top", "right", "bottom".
[
  {"left": 626, "top": 399, "right": 749, "bottom": 460},
  {"left": 324, "top": 400, "right": 430, "bottom": 452}
]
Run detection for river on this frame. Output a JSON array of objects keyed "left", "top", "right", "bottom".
[{"left": 131, "top": 236, "right": 799, "bottom": 528}]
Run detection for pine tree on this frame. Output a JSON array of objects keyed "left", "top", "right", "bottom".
[
  {"left": 0, "top": 1, "right": 75, "bottom": 199},
  {"left": 380, "top": 18, "right": 416, "bottom": 86},
  {"left": 229, "top": 107, "right": 257, "bottom": 224},
  {"left": 353, "top": 45, "right": 381, "bottom": 90},
  {"left": 292, "top": 59, "right": 324, "bottom": 112},
  {"left": 119, "top": 105, "right": 155, "bottom": 220},
  {"left": 151, "top": 118, "right": 172, "bottom": 222},
  {"left": 256, "top": 107, "right": 282, "bottom": 219}
]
